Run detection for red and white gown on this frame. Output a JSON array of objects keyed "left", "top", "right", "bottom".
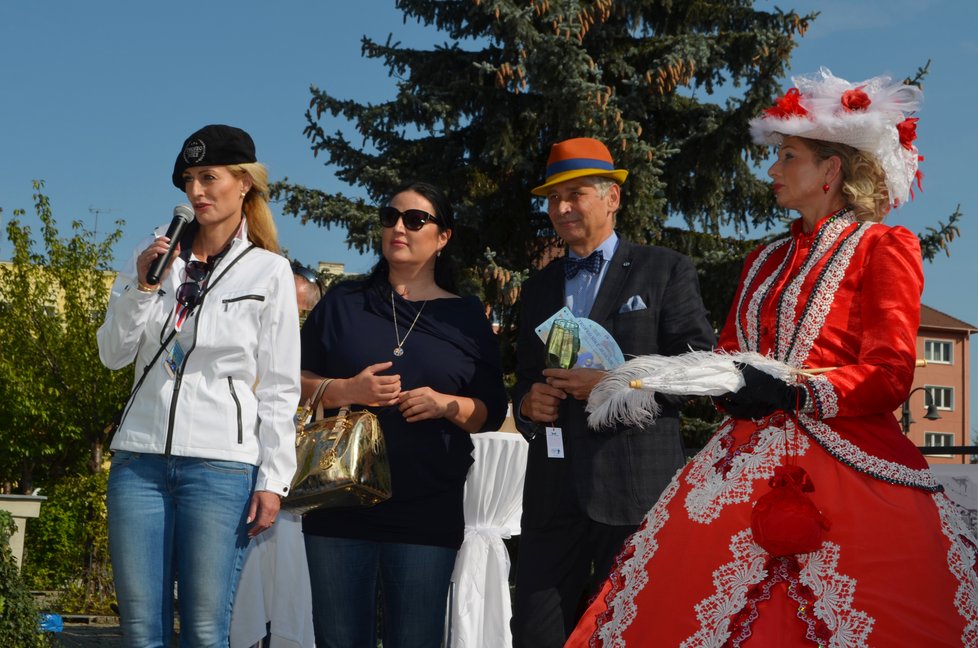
[{"left": 567, "top": 211, "right": 978, "bottom": 647}]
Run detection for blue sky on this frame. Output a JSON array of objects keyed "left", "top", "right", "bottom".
[{"left": 3, "top": 1, "right": 977, "bottom": 431}]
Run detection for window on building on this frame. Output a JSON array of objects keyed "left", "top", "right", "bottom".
[
  {"left": 924, "top": 339, "right": 953, "bottom": 364},
  {"left": 924, "top": 432, "right": 955, "bottom": 457},
  {"left": 925, "top": 386, "right": 954, "bottom": 411}
]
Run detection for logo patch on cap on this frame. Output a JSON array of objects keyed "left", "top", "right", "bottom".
[{"left": 182, "top": 138, "right": 207, "bottom": 165}]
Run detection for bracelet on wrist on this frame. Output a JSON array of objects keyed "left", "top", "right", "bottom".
[{"left": 136, "top": 282, "right": 156, "bottom": 293}]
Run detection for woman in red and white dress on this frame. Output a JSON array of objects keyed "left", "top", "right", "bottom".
[{"left": 567, "top": 69, "right": 978, "bottom": 647}]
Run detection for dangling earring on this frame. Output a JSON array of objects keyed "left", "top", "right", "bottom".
[
  {"left": 437, "top": 249, "right": 442, "bottom": 258},
  {"left": 822, "top": 183, "right": 830, "bottom": 194}
]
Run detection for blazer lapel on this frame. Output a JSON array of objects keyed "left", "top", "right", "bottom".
[
  {"left": 587, "top": 241, "right": 633, "bottom": 324},
  {"left": 525, "top": 258, "right": 568, "bottom": 330},
  {"left": 542, "top": 258, "right": 568, "bottom": 318}
]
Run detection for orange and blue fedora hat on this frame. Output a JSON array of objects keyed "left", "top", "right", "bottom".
[{"left": 531, "top": 137, "right": 629, "bottom": 196}]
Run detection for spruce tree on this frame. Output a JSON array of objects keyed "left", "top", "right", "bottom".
[
  {"left": 273, "top": 2, "right": 963, "bottom": 446},
  {"left": 272, "top": 0, "right": 816, "bottom": 340}
]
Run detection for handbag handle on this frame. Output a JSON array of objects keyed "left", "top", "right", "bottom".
[{"left": 296, "top": 378, "right": 349, "bottom": 428}]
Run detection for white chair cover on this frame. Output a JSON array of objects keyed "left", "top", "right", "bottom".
[
  {"left": 230, "top": 511, "right": 315, "bottom": 648},
  {"left": 449, "top": 431, "right": 528, "bottom": 648},
  {"left": 930, "top": 464, "right": 978, "bottom": 539}
]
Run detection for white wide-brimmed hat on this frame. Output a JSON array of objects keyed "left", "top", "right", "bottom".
[{"left": 749, "top": 67, "right": 923, "bottom": 206}]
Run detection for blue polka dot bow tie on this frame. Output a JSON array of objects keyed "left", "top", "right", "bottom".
[{"left": 564, "top": 250, "right": 604, "bottom": 279}]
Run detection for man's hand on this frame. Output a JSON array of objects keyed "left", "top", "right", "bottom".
[
  {"left": 542, "top": 368, "right": 607, "bottom": 401},
  {"left": 520, "top": 381, "right": 566, "bottom": 422}
]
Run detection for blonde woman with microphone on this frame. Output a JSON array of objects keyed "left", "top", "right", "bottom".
[{"left": 97, "top": 124, "right": 301, "bottom": 647}]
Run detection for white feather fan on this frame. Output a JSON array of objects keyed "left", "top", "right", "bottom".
[{"left": 585, "top": 350, "right": 796, "bottom": 429}]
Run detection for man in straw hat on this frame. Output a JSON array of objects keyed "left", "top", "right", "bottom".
[{"left": 510, "top": 137, "right": 716, "bottom": 646}]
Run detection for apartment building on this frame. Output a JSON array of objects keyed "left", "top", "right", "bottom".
[{"left": 901, "top": 305, "right": 977, "bottom": 464}]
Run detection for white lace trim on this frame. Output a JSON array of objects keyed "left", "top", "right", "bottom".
[
  {"left": 802, "top": 544, "right": 875, "bottom": 645},
  {"left": 734, "top": 214, "right": 869, "bottom": 373},
  {"left": 778, "top": 220, "right": 870, "bottom": 367},
  {"left": 808, "top": 374, "right": 839, "bottom": 419},
  {"left": 933, "top": 492, "right": 978, "bottom": 646},
  {"left": 683, "top": 531, "right": 768, "bottom": 648},
  {"left": 684, "top": 422, "right": 810, "bottom": 524},
  {"left": 684, "top": 534, "right": 874, "bottom": 648},
  {"left": 594, "top": 472, "right": 682, "bottom": 647},
  {"left": 738, "top": 239, "right": 791, "bottom": 352},
  {"left": 799, "top": 414, "right": 939, "bottom": 489}
]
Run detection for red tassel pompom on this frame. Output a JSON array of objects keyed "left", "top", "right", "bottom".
[{"left": 751, "top": 465, "right": 831, "bottom": 557}]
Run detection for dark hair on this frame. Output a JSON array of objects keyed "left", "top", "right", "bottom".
[{"left": 368, "top": 181, "right": 457, "bottom": 293}]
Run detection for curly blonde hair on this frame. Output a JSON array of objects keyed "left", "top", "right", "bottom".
[
  {"left": 228, "top": 162, "right": 280, "bottom": 253},
  {"left": 806, "top": 138, "right": 890, "bottom": 222}
]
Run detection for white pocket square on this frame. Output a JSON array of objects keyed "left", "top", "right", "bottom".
[{"left": 619, "top": 295, "right": 647, "bottom": 313}]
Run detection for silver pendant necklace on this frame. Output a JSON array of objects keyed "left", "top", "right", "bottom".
[{"left": 391, "top": 290, "right": 427, "bottom": 356}]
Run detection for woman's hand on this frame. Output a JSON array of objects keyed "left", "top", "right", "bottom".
[
  {"left": 398, "top": 387, "right": 489, "bottom": 433},
  {"left": 246, "top": 490, "right": 281, "bottom": 538},
  {"left": 346, "top": 361, "right": 401, "bottom": 407},
  {"left": 398, "top": 386, "right": 453, "bottom": 423},
  {"left": 136, "top": 236, "right": 179, "bottom": 287},
  {"left": 717, "top": 363, "right": 808, "bottom": 419}
]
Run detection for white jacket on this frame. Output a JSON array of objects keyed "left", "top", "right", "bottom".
[{"left": 97, "top": 221, "right": 301, "bottom": 495}]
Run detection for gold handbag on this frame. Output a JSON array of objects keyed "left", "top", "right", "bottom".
[{"left": 283, "top": 379, "right": 392, "bottom": 515}]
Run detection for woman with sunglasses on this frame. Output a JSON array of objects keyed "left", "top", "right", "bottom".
[
  {"left": 298, "top": 181, "right": 508, "bottom": 647},
  {"left": 97, "top": 124, "right": 301, "bottom": 647}
]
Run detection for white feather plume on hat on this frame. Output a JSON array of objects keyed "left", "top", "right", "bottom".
[{"left": 749, "top": 67, "right": 923, "bottom": 205}]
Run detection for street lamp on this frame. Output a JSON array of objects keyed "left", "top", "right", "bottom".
[{"left": 900, "top": 386, "right": 941, "bottom": 434}]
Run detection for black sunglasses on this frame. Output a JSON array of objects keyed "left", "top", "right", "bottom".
[
  {"left": 176, "top": 260, "right": 211, "bottom": 310},
  {"left": 379, "top": 206, "right": 441, "bottom": 231}
]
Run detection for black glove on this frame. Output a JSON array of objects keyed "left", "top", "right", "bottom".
[{"left": 718, "top": 363, "right": 807, "bottom": 420}]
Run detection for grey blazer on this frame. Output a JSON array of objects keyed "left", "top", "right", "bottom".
[{"left": 511, "top": 238, "right": 716, "bottom": 527}]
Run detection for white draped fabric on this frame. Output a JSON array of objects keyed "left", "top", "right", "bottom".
[
  {"left": 230, "top": 511, "right": 315, "bottom": 648},
  {"left": 930, "top": 464, "right": 978, "bottom": 539},
  {"left": 449, "top": 431, "right": 528, "bottom": 648}
]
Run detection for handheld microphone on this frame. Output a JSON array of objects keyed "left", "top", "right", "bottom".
[{"left": 146, "top": 204, "right": 196, "bottom": 285}]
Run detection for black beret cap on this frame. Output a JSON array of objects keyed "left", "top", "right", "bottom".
[{"left": 172, "top": 124, "right": 257, "bottom": 189}]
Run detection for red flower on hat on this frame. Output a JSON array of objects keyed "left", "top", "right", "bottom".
[
  {"left": 840, "top": 86, "right": 871, "bottom": 112},
  {"left": 764, "top": 88, "right": 807, "bottom": 119},
  {"left": 897, "top": 117, "right": 919, "bottom": 149}
]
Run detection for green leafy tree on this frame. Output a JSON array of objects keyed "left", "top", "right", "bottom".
[
  {"left": 22, "top": 472, "right": 114, "bottom": 615},
  {"left": 0, "top": 182, "right": 131, "bottom": 490},
  {"left": 0, "top": 510, "right": 53, "bottom": 647}
]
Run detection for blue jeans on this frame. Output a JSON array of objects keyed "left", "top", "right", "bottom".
[
  {"left": 304, "top": 535, "right": 457, "bottom": 648},
  {"left": 107, "top": 451, "right": 256, "bottom": 648}
]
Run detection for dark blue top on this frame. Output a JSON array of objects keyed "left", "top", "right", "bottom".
[{"left": 299, "top": 278, "right": 508, "bottom": 549}]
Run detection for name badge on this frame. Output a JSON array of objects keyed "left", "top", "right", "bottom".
[
  {"left": 545, "top": 426, "right": 564, "bottom": 459},
  {"left": 163, "top": 340, "right": 186, "bottom": 378}
]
